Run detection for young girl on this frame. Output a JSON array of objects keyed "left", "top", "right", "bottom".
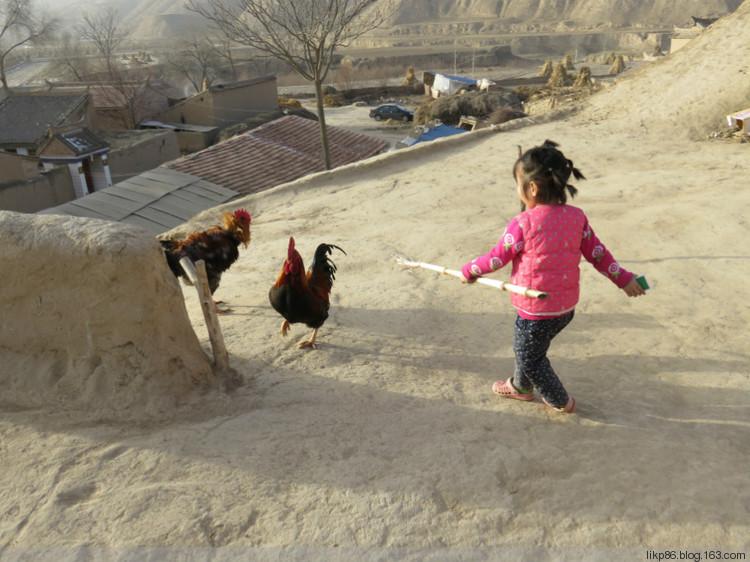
[{"left": 461, "top": 140, "right": 646, "bottom": 413}]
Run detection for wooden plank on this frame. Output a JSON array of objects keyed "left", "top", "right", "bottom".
[{"left": 179, "top": 257, "right": 231, "bottom": 374}]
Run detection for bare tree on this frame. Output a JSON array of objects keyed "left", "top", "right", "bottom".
[
  {"left": 187, "top": 0, "right": 393, "bottom": 170},
  {"left": 0, "top": 0, "right": 57, "bottom": 94},
  {"left": 55, "top": 30, "right": 92, "bottom": 81},
  {"left": 76, "top": 7, "right": 127, "bottom": 76},
  {"left": 166, "top": 36, "right": 220, "bottom": 93},
  {"left": 212, "top": 38, "right": 240, "bottom": 83}
]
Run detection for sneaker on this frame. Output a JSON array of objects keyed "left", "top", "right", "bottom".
[
  {"left": 492, "top": 377, "right": 534, "bottom": 401},
  {"left": 543, "top": 396, "right": 577, "bottom": 413}
]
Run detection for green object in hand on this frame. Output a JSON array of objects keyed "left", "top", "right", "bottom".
[{"left": 636, "top": 275, "right": 650, "bottom": 290}]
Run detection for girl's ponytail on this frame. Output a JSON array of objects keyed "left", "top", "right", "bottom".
[{"left": 517, "top": 140, "right": 585, "bottom": 205}]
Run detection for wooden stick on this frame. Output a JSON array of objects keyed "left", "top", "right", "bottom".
[
  {"left": 395, "top": 257, "right": 548, "bottom": 300},
  {"left": 179, "top": 257, "right": 231, "bottom": 373}
]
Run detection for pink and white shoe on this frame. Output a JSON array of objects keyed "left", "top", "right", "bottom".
[
  {"left": 543, "top": 396, "right": 577, "bottom": 413},
  {"left": 492, "top": 378, "right": 535, "bottom": 401}
]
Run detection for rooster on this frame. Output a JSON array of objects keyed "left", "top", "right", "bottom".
[
  {"left": 161, "top": 208, "right": 251, "bottom": 313},
  {"left": 269, "top": 237, "right": 346, "bottom": 349}
]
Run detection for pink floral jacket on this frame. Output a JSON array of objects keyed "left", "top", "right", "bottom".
[{"left": 462, "top": 205, "right": 633, "bottom": 319}]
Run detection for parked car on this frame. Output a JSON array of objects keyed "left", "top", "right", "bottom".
[{"left": 369, "top": 104, "right": 414, "bottom": 122}]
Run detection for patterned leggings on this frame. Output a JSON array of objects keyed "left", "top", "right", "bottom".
[{"left": 513, "top": 311, "right": 574, "bottom": 408}]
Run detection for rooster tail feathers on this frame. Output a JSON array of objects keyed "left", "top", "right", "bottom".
[
  {"left": 160, "top": 239, "right": 183, "bottom": 277},
  {"left": 309, "top": 243, "right": 346, "bottom": 283}
]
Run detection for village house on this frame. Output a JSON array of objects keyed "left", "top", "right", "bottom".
[
  {"left": 0, "top": 92, "right": 180, "bottom": 213},
  {"left": 0, "top": 152, "right": 74, "bottom": 213},
  {"left": 159, "top": 76, "right": 278, "bottom": 131},
  {"left": 0, "top": 93, "right": 94, "bottom": 156},
  {"left": 45, "top": 80, "right": 186, "bottom": 130},
  {"left": 0, "top": 93, "right": 106, "bottom": 211},
  {"left": 138, "top": 76, "right": 281, "bottom": 154},
  {"left": 38, "top": 125, "right": 112, "bottom": 199},
  {"left": 40, "top": 114, "right": 390, "bottom": 232}
]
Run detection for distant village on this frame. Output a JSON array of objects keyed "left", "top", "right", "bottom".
[{"left": 0, "top": 15, "right": 721, "bottom": 233}]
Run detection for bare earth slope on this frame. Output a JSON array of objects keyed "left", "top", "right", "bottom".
[
  {"left": 386, "top": 0, "right": 743, "bottom": 26},
  {"left": 0, "top": 1, "right": 749, "bottom": 556},
  {"left": 582, "top": 0, "right": 750, "bottom": 136}
]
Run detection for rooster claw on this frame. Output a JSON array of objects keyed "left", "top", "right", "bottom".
[{"left": 298, "top": 340, "right": 317, "bottom": 349}]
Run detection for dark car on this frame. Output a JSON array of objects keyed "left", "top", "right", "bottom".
[{"left": 369, "top": 104, "right": 414, "bottom": 122}]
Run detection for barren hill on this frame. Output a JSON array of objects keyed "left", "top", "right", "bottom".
[
  {"left": 49, "top": 0, "right": 744, "bottom": 49},
  {"left": 385, "top": 0, "right": 743, "bottom": 26}
]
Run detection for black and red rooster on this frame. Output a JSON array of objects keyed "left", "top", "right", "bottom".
[
  {"left": 269, "top": 236, "right": 346, "bottom": 349},
  {"left": 161, "top": 208, "right": 251, "bottom": 313}
]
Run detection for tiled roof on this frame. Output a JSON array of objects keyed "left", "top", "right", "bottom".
[
  {"left": 0, "top": 94, "right": 88, "bottom": 146},
  {"left": 165, "top": 115, "right": 389, "bottom": 196},
  {"left": 39, "top": 168, "right": 239, "bottom": 234}
]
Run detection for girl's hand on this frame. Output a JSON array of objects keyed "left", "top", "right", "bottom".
[
  {"left": 461, "top": 274, "right": 477, "bottom": 284},
  {"left": 623, "top": 276, "right": 646, "bottom": 297}
]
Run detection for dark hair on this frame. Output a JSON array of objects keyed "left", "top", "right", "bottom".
[{"left": 514, "top": 140, "right": 585, "bottom": 205}]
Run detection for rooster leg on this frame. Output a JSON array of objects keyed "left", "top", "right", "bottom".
[
  {"left": 215, "top": 301, "right": 232, "bottom": 314},
  {"left": 280, "top": 320, "right": 290, "bottom": 336},
  {"left": 298, "top": 328, "right": 319, "bottom": 349}
]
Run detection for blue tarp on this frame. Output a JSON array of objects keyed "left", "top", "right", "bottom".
[{"left": 401, "top": 125, "right": 467, "bottom": 147}]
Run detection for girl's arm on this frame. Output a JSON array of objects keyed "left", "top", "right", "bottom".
[
  {"left": 461, "top": 219, "right": 524, "bottom": 280},
  {"left": 580, "top": 218, "right": 635, "bottom": 289}
]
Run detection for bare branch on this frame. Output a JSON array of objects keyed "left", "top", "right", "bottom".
[
  {"left": 186, "top": 0, "right": 394, "bottom": 169},
  {"left": 76, "top": 7, "right": 128, "bottom": 76},
  {"left": 0, "top": 0, "right": 58, "bottom": 92}
]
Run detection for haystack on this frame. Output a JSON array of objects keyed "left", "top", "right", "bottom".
[
  {"left": 563, "top": 54, "right": 575, "bottom": 69},
  {"left": 609, "top": 55, "right": 626, "bottom": 75},
  {"left": 402, "top": 65, "right": 416, "bottom": 86},
  {"left": 573, "top": 66, "right": 595, "bottom": 89},
  {"left": 603, "top": 51, "right": 616, "bottom": 65},
  {"left": 538, "top": 59, "right": 554, "bottom": 77},
  {"left": 546, "top": 63, "right": 572, "bottom": 87}
]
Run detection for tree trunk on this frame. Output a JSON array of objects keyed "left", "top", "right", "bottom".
[
  {"left": 313, "top": 79, "right": 332, "bottom": 170},
  {"left": 0, "top": 56, "right": 10, "bottom": 95}
]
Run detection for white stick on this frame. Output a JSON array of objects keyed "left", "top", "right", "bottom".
[{"left": 395, "top": 257, "right": 548, "bottom": 300}]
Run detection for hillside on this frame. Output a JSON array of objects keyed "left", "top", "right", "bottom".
[
  {"left": 385, "top": 0, "right": 743, "bottom": 26},
  {"left": 47, "top": 0, "right": 743, "bottom": 50}
]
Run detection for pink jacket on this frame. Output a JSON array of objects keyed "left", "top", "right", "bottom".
[{"left": 462, "top": 205, "right": 633, "bottom": 319}]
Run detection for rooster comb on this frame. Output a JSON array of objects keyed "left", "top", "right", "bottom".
[{"left": 233, "top": 208, "right": 251, "bottom": 223}]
